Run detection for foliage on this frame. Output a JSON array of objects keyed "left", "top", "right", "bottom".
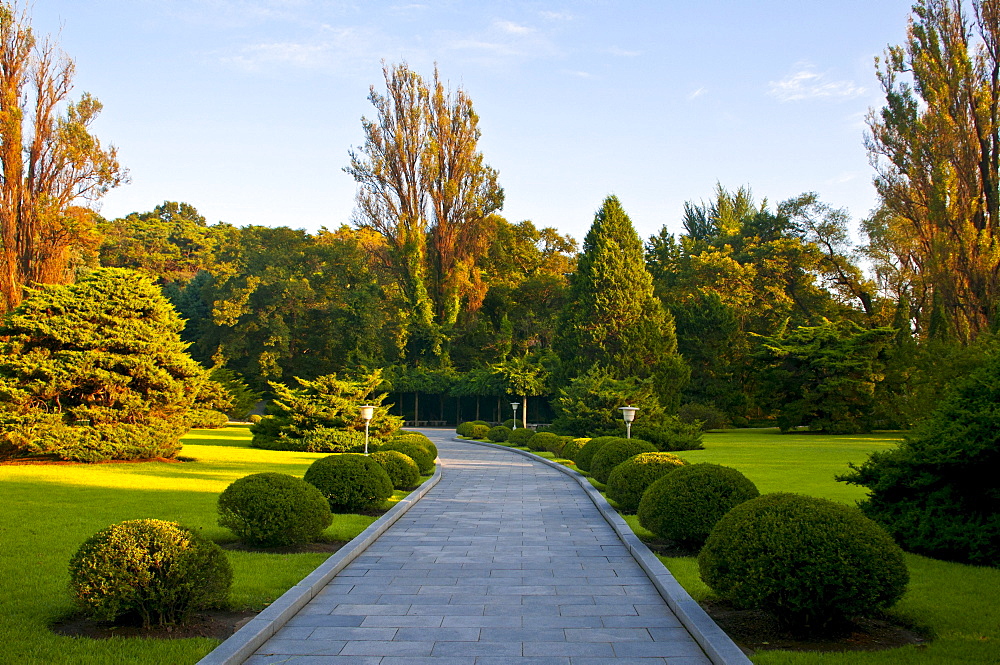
[
  {"left": 469, "top": 424, "right": 490, "bottom": 440},
  {"left": 209, "top": 367, "right": 262, "bottom": 420},
  {"left": 379, "top": 440, "right": 435, "bottom": 474},
  {"left": 754, "top": 319, "right": 896, "bottom": 433},
  {"left": 392, "top": 431, "right": 437, "bottom": 459},
  {"left": 252, "top": 427, "right": 365, "bottom": 454},
  {"left": 0, "top": 268, "right": 209, "bottom": 461},
  {"left": 630, "top": 417, "right": 704, "bottom": 452},
  {"left": 677, "top": 403, "right": 728, "bottom": 431},
  {"left": 589, "top": 439, "right": 658, "bottom": 484},
  {"left": 487, "top": 425, "right": 511, "bottom": 442},
  {"left": 840, "top": 351, "right": 1000, "bottom": 566},
  {"left": 606, "top": 452, "right": 686, "bottom": 514},
  {"left": 346, "top": 62, "right": 504, "bottom": 363},
  {"left": 303, "top": 454, "right": 394, "bottom": 512},
  {"left": 507, "top": 428, "right": 534, "bottom": 446},
  {"left": 573, "top": 436, "right": 622, "bottom": 473},
  {"left": 217, "top": 473, "right": 332, "bottom": 547},
  {"left": 554, "top": 195, "right": 688, "bottom": 409},
  {"left": 560, "top": 437, "right": 590, "bottom": 460},
  {"left": 699, "top": 493, "right": 909, "bottom": 632},
  {"left": 525, "top": 431, "right": 561, "bottom": 453},
  {"left": 550, "top": 366, "right": 665, "bottom": 437},
  {"left": 370, "top": 450, "right": 421, "bottom": 489},
  {"left": 0, "top": 2, "right": 126, "bottom": 313},
  {"left": 455, "top": 420, "right": 489, "bottom": 436},
  {"left": 638, "top": 463, "right": 760, "bottom": 548},
  {"left": 187, "top": 409, "right": 229, "bottom": 429},
  {"left": 68, "top": 519, "right": 232, "bottom": 627},
  {"left": 250, "top": 370, "right": 400, "bottom": 451},
  {"left": 865, "top": 0, "right": 1000, "bottom": 341}
]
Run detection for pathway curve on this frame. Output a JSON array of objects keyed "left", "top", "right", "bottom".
[{"left": 243, "top": 431, "right": 724, "bottom": 665}]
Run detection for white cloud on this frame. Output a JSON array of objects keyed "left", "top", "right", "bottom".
[
  {"left": 768, "top": 65, "right": 866, "bottom": 102},
  {"left": 687, "top": 87, "right": 707, "bottom": 100},
  {"left": 606, "top": 46, "right": 639, "bottom": 57},
  {"left": 494, "top": 19, "right": 534, "bottom": 35},
  {"left": 220, "top": 25, "right": 388, "bottom": 72},
  {"left": 539, "top": 10, "right": 573, "bottom": 21}
]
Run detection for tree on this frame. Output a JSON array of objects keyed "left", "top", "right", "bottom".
[
  {"left": 345, "top": 62, "right": 503, "bottom": 363},
  {"left": 754, "top": 319, "right": 896, "bottom": 433},
  {"left": 555, "top": 195, "right": 688, "bottom": 410},
  {"left": 0, "top": 2, "right": 126, "bottom": 312},
  {"left": 490, "top": 354, "right": 552, "bottom": 427},
  {"left": 839, "top": 349, "right": 1000, "bottom": 566},
  {"left": 865, "top": 0, "right": 1000, "bottom": 342},
  {"left": 0, "top": 268, "right": 208, "bottom": 461}
]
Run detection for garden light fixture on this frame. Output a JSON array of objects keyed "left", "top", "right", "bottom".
[
  {"left": 360, "top": 405, "right": 375, "bottom": 454},
  {"left": 510, "top": 402, "right": 520, "bottom": 429},
  {"left": 619, "top": 405, "right": 639, "bottom": 439}
]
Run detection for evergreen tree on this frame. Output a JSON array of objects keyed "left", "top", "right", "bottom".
[
  {"left": 555, "top": 195, "right": 688, "bottom": 409},
  {"left": 0, "top": 268, "right": 208, "bottom": 461}
]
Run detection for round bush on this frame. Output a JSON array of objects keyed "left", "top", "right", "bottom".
[
  {"left": 469, "top": 424, "right": 490, "bottom": 440},
  {"left": 527, "top": 431, "right": 561, "bottom": 453},
  {"left": 303, "top": 454, "right": 394, "bottom": 512},
  {"left": 370, "top": 450, "right": 420, "bottom": 489},
  {"left": 487, "top": 425, "right": 512, "bottom": 442},
  {"left": 699, "top": 493, "right": 910, "bottom": 631},
  {"left": 638, "top": 463, "right": 760, "bottom": 548},
  {"left": 502, "top": 419, "right": 517, "bottom": 428},
  {"left": 456, "top": 420, "right": 489, "bottom": 436},
  {"left": 589, "top": 438, "right": 658, "bottom": 483},
  {"left": 560, "top": 438, "right": 590, "bottom": 461},
  {"left": 392, "top": 432, "right": 438, "bottom": 459},
  {"left": 508, "top": 428, "right": 534, "bottom": 446},
  {"left": 217, "top": 473, "right": 333, "bottom": 547},
  {"left": 380, "top": 440, "right": 435, "bottom": 474},
  {"left": 187, "top": 409, "right": 229, "bottom": 429},
  {"left": 68, "top": 519, "right": 232, "bottom": 627},
  {"left": 574, "top": 436, "right": 624, "bottom": 473},
  {"left": 606, "top": 452, "right": 686, "bottom": 513}
]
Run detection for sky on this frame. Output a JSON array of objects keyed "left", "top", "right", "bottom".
[{"left": 33, "top": 0, "right": 917, "bottom": 244}]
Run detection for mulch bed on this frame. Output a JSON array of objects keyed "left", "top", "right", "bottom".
[{"left": 51, "top": 609, "right": 259, "bottom": 641}]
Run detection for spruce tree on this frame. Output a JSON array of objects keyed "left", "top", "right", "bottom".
[
  {"left": 555, "top": 196, "right": 688, "bottom": 410},
  {"left": 0, "top": 268, "right": 209, "bottom": 461}
]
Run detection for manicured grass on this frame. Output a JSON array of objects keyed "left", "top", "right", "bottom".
[
  {"left": 619, "top": 428, "right": 999, "bottom": 665},
  {"left": 0, "top": 425, "right": 417, "bottom": 665}
]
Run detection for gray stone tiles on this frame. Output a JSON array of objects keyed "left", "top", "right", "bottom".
[{"left": 247, "top": 431, "right": 714, "bottom": 665}]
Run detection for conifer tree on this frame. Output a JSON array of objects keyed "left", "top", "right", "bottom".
[{"left": 555, "top": 196, "right": 688, "bottom": 410}]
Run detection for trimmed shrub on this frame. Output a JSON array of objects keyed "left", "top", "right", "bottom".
[
  {"left": 392, "top": 432, "right": 437, "bottom": 459},
  {"left": 574, "top": 436, "right": 624, "bottom": 473},
  {"left": 217, "top": 473, "right": 332, "bottom": 547},
  {"left": 560, "top": 438, "right": 590, "bottom": 461},
  {"left": 379, "top": 440, "right": 435, "bottom": 474},
  {"left": 370, "top": 450, "right": 421, "bottom": 489},
  {"left": 469, "top": 424, "right": 490, "bottom": 440},
  {"left": 68, "top": 519, "right": 232, "bottom": 627},
  {"left": 303, "top": 454, "right": 394, "bottom": 512},
  {"left": 248, "top": 414, "right": 262, "bottom": 424},
  {"left": 526, "top": 431, "right": 561, "bottom": 453},
  {"left": 487, "top": 425, "right": 512, "bottom": 442},
  {"left": 187, "top": 409, "right": 229, "bottom": 429},
  {"left": 250, "top": 425, "right": 367, "bottom": 453},
  {"left": 678, "top": 403, "right": 728, "bottom": 431},
  {"left": 638, "top": 463, "right": 760, "bottom": 548},
  {"left": 590, "top": 438, "right": 658, "bottom": 484},
  {"left": 508, "top": 428, "right": 535, "bottom": 446},
  {"left": 630, "top": 419, "right": 704, "bottom": 452},
  {"left": 456, "top": 420, "right": 490, "bottom": 436},
  {"left": 699, "top": 493, "right": 910, "bottom": 632},
  {"left": 502, "top": 419, "right": 516, "bottom": 429},
  {"left": 605, "top": 452, "right": 686, "bottom": 513}
]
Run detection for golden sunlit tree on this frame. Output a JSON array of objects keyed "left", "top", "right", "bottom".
[
  {"left": 0, "top": 2, "right": 126, "bottom": 312},
  {"left": 346, "top": 62, "right": 503, "bottom": 363},
  {"left": 865, "top": 0, "right": 1000, "bottom": 342}
]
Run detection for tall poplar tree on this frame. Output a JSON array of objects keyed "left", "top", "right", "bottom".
[
  {"left": 865, "top": 0, "right": 1000, "bottom": 342},
  {"left": 555, "top": 195, "right": 688, "bottom": 410}
]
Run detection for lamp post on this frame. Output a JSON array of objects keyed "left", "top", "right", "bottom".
[
  {"left": 619, "top": 405, "right": 639, "bottom": 439},
  {"left": 510, "top": 402, "right": 520, "bottom": 429},
  {"left": 359, "top": 405, "right": 375, "bottom": 454}
]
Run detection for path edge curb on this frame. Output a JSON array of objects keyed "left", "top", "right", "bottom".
[
  {"left": 196, "top": 462, "right": 443, "bottom": 665},
  {"left": 461, "top": 438, "right": 752, "bottom": 665}
]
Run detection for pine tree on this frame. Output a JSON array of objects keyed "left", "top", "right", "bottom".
[{"left": 555, "top": 196, "right": 688, "bottom": 410}]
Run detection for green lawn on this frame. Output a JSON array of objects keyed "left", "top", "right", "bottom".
[
  {"left": 637, "top": 428, "right": 1000, "bottom": 664},
  {"left": 0, "top": 425, "right": 407, "bottom": 665}
]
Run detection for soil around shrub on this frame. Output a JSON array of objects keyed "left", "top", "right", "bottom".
[
  {"left": 218, "top": 540, "right": 347, "bottom": 554},
  {"left": 51, "top": 609, "right": 258, "bottom": 641}
]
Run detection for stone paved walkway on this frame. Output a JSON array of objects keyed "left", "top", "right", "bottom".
[{"left": 245, "top": 431, "right": 714, "bottom": 665}]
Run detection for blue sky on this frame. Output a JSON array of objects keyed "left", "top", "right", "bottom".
[{"left": 36, "top": 0, "right": 916, "bottom": 243}]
